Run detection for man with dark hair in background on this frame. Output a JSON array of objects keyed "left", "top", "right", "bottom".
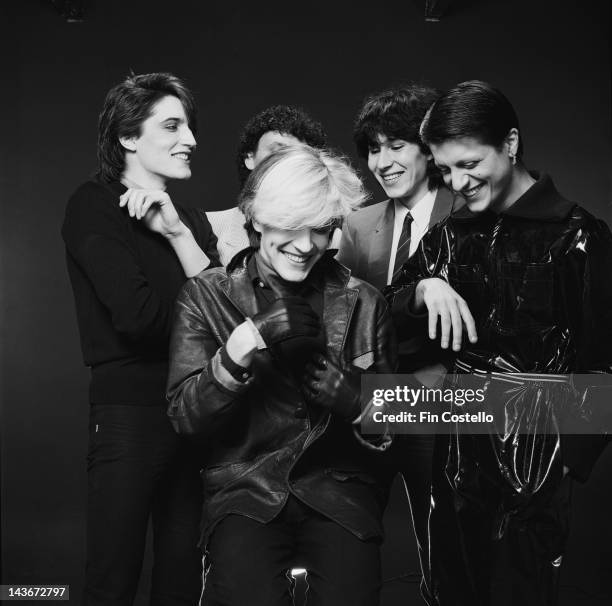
[
  {"left": 337, "top": 84, "right": 456, "bottom": 604},
  {"left": 207, "top": 104, "right": 328, "bottom": 266},
  {"left": 62, "top": 72, "right": 219, "bottom": 605}
]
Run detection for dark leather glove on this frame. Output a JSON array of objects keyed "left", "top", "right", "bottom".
[
  {"left": 302, "top": 353, "right": 362, "bottom": 422},
  {"left": 250, "top": 297, "right": 320, "bottom": 348}
]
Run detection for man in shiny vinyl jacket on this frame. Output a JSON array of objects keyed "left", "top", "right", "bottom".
[
  {"left": 386, "top": 81, "right": 612, "bottom": 605},
  {"left": 167, "top": 145, "right": 396, "bottom": 606},
  {"left": 390, "top": 173, "right": 612, "bottom": 471}
]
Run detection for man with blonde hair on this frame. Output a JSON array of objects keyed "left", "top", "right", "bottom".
[{"left": 167, "top": 145, "right": 396, "bottom": 605}]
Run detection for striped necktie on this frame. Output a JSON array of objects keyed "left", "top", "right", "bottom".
[{"left": 392, "top": 211, "right": 413, "bottom": 282}]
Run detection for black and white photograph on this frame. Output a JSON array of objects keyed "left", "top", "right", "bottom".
[{"left": 3, "top": 1, "right": 612, "bottom": 605}]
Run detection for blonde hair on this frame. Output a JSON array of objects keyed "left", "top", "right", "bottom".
[{"left": 238, "top": 145, "right": 367, "bottom": 241}]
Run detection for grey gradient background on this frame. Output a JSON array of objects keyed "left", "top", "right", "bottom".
[{"left": 2, "top": 0, "right": 611, "bottom": 603}]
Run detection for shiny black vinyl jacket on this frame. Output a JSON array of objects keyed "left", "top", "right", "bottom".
[
  {"left": 385, "top": 174, "right": 612, "bottom": 605},
  {"left": 167, "top": 250, "right": 396, "bottom": 545},
  {"left": 387, "top": 174, "right": 612, "bottom": 482}
]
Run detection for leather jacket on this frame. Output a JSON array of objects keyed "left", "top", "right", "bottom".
[
  {"left": 167, "top": 249, "right": 397, "bottom": 544},
  {"left": 386, "top": 174, "right": 612, "bottom": 481}
]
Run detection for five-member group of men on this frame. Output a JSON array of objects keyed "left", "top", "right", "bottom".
[{"left": 62, "top": 73, "right": 612, "bottom": 606}]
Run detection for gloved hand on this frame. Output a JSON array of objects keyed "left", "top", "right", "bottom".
[
  {"left": 250, "top": 297, "right": 320, "bottom": 349},
  {"left": 302, "top": 353, "right": 362, "bottom": 422}
]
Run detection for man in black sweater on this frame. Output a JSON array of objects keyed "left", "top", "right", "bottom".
[{"left": 62, "top": 73, "right": 219, "bottom": 606}]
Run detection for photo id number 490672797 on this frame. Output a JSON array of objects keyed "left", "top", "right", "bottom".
[{"left": 0, "top": 586, "right": 69, "bottom": 601}]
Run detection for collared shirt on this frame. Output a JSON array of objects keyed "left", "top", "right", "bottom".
[
  {"left": 247, "top": 252, "right": 324, "bottom": 313},
  {"left": 387, "top": 188, "right": 437, "bottom": 285},
  {"left": 246, "top": 252, "right": 326, "bottom": 423}
]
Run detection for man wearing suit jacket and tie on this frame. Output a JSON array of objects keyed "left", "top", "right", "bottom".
[
  {"left": 337, "top": 85, "right": 456, "bottom": 605},
  {"left": 207, "top": 105, "right": 328, "bottom": 266}
]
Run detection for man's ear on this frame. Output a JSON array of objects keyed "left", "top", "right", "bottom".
[
  {"left": 244, "top": 152, "right": 255, "bottom": 171},
  {"left": 505, "top": 128, "right": 520, "bottom": 158},
  {"left": 252, "top": 218, "right": 263, "bottom": 234},
  {"left": 119, "top": 136, "right": 137, "bottom": 152}
]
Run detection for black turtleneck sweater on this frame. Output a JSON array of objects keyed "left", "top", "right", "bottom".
[{"left": 62, "top": 179, "right": 220, "bottom": 406}]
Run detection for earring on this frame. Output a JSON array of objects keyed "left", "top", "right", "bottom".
[{"left": 509, "top": 153, "right": 517, "bottom": 166}]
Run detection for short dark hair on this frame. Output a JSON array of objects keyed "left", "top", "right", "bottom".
[
  {"left": 236, "top": 105, "right": 327, "bottom": 186},
  {"left": 353, "top": 84, "right": 443, "bottom": 189},
  {"left": 96, "top": 72, "right": 197, "bottom": 183},
  {"left": 420, "top": 80, "right": 523, "bottom": 158}
]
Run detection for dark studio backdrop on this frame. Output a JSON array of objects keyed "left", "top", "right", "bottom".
[{"left": 2, "top": 0, "right": 611, "bottom": 604}]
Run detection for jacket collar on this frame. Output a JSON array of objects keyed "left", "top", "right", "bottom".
[
  {"left": 450, "top": 173, "right": 574, "bottom": 222},
  {"left": 228, "top": 248, "right": 350, "bottom": 283},
  {"left": 365, "top": 201, "right": 395, "bottom": 289},
  {"left": 225, "top": 249, "right": 357, "bottom": 356},
  {"left": 503, "top": 173, "right": 575, "bottom": 220},
  {"left": 374, "top": 199, "right": 396, "bottom": 233},
  {"left": 377, "top": 185, "right": 458, "bottom": 230},
  {"left": 429, "top": 186, "right": 458, "bottom": 227},
  {"left": 247, "top": 252, "right": 326, "bottom": 294}
]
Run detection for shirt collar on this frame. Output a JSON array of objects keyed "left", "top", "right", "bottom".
[
  {"left": 247, "top": 252, "right": 325, "bottom": 293},
  {"left": 393, "top": 187, "right": 437, "bottom": 231}
]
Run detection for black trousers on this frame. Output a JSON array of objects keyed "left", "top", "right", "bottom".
[
  {"left": 84, "top": 404, "right": 203, "bottom": 606},
  {"left": 390, "top": 434, "right": 436, "bottom": 605},
  {"left": 202, "top": 495, "right": 381, "bottom": 606},
  {"left": 429, "top": 434, "right": 572, "bottom": 606}
]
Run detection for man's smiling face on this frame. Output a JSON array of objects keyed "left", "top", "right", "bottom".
[
  {"left": 367, "top": 133, "right": 431, "bottom": 206},
  {"left": 252, "top": 222, "right": 332, "bottom": 282}
]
